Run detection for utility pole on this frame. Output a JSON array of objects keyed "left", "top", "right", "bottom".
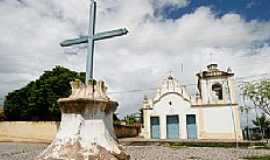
[{"left": 226, "top": 80, "right": 238, "bottom": 148}]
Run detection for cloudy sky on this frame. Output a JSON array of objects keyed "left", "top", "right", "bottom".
[{"left": 0, "top": 0, "right": 270, "bottom": 119}]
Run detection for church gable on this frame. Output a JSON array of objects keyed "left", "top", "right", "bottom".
[
  {"left": 153, "top": 92, "right": 190, "bottom": 106},
  {"left": 142, "top": 73, "right": 192, "bottom": 113},
  {"left": 153, "top": 74, "right": 190, "bottom": 102},
  {"left": 152, "top": 93, "right": 192, "bottom": 113}
]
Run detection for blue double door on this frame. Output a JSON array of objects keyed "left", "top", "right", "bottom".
[
  {"left": 186, "top": 114, "right": 197, "bottom": 139},
  {"left": 167, "top": 115, "right": 179, "bottom": 139}
]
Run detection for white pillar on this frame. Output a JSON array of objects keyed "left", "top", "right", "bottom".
[
  {"left": 160, "top": 115, "right": 166, "bottom": 139},
  {"left": 142, "top": 109, "right": 151, "bottom": 139},
  {"left": 180, "top": 115, "right": 187, "bottom": 139}
]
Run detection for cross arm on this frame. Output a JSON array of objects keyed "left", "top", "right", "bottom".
[
  {"left": 60, "top": 28, "right": 128, "bottom": 47},
  {"left": 60, "top": 36, "right": 88, "bottom": 47},
  {"left": 94, "top": 28, "right": 128, "bottom": 41}
]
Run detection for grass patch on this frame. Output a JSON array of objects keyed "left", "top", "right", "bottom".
[
  {"left": 188, "top": 156, "right": 202, "bottom": 160},
  {"left": 167, "top": 141, "right": 266, "bottom": 148},
  {"left": 169, "top": 142, "right": 237, "bottom": 148},
  {"left": 169, "top": 145, "right": 188, "bottom": 149},
  {"left": 244, "top": 155, "right": 270, "bottom": 160}
]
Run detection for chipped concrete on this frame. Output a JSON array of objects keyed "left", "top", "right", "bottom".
[{"left": 36, "top": 80, "right": 129, "bottom": 160}]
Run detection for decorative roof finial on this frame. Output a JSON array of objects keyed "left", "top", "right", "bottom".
[
  {"left": 168, "top": 71, "right": 174, "bottom": 80},
  {"left": 227, "top": 67, "right": 232, "bottom": 73}
]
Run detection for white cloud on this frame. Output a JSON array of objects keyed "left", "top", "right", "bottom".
[{"left": 0, "top": 0, "right": 270, "bottom": 118}]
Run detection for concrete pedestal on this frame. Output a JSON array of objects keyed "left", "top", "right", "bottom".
[{"left": 36, "top": 80, "right": 129, "bottom": 160}]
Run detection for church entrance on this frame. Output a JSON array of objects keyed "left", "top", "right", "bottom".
[
  {"left": 186, "top": 114, "right": 197, "bottom": 139},
  {"left": 166, "top": 115, "right": 179, "bottom": 139},
  {"left": 150, "top": 117, "right": 160, "bottom": 139}
]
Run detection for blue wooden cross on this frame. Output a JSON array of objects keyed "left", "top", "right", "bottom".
[{"left": 60, "top": 0, "right": 128, "bottom": 83}]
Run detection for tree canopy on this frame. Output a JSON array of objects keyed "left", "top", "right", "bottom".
[
  {"left": 252, "top": 113, "right": 270, "bottom": 129},
  {"left": 124, "top": 112, "right": 141, "bottom": 125},
  {"left": 4, "top": 66, "right": 85, "bottom": 121},
  {"left": 243, "top": 80, "right": 270, "bottom": 116},
  {"left": 252, "top": 113, "right": 270, "bottom": 139}
]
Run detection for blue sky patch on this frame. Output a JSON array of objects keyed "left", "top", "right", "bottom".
[{"left": 160, "top": 0, "right": 270, "bottom": 22}]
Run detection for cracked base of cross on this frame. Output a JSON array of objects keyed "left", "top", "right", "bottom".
[{"left": 36, "top": 80, "right": 130, "bottom": 160}]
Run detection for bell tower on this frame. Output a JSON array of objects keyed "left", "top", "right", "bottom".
[{"left": 196, "top": 64, "right": 237, "bottom": 105}]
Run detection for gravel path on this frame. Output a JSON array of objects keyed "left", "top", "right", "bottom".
[
  {"left": 126, "top": 146, "right": 270, "bottom": 160},
  {"left": 0, "top": 143, "right": 47, "bottom": 160},
  {"left": 1, "top": 143, "right": 270, "bottom": 160}
]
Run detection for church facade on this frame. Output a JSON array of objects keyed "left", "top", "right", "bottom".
[{"left": 141, "top": 64, "right": 243, "bottom": 140}]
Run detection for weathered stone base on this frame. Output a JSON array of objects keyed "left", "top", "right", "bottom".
[
  {"left": 35, "top": 80, "right": 130, "bottom": 160},
  {"left": 36, "top": 139, "right": 129, "bottom": 160}
]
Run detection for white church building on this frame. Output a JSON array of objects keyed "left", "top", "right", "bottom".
[{"left": 141, "top": 64, "right": 243, "bottom": 140}]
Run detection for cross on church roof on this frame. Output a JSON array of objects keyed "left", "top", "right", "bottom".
[{"left": 168, "top": 71, "right": 174, "bottom": 80}]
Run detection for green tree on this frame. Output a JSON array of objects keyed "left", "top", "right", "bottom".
[
  {"left": 252, "top": 113, "right": 270, "bottom": 138},
  {"left": 124, "top": 113, "right": 140, "bottom": 125},
  {"left": 243, "top": 80, "right": 270, "bottom": 116},
  {"left": 4, "top": 66, "right": 85, "bottom": 121}
]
